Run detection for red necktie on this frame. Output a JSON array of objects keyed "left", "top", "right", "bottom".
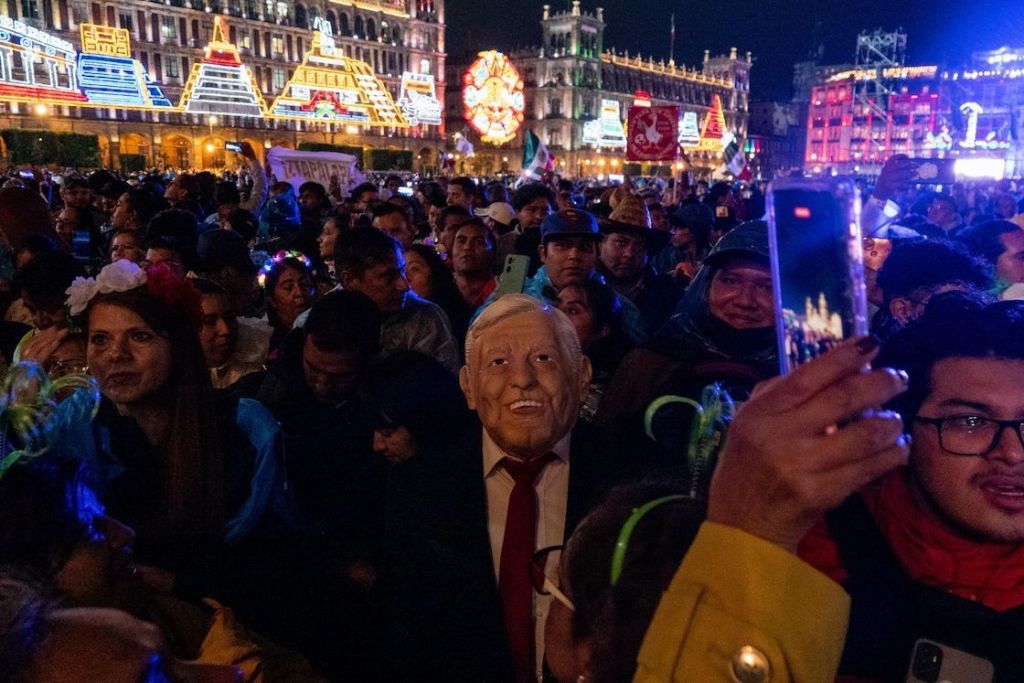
[{"left": 498, "top": 453, "right": 557, "bottom": 683}]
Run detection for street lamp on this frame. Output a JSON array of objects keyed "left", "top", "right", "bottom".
[{"left": 33, "top": 104, "right": 47, "bottom": 117}]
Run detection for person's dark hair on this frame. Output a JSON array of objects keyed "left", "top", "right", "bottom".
[
  {"left": 15, "top": 251, "right": 85, "bottom": 311},
  {"left": 365, "top": 351, "right": 472, "bottom": 452},
  {"left": 214, "top": 181, "right": 241, "bottom": 207},
  {"left": 453, "top": 217, "right": 496, "bottom": 250},
  {"left": 404, "top": 243, "right": 462, "bottom": 306},
  {"left": 512, "top": 183, "right": 556, "bottom": 212},
  {"left": 145, "top": 234, "right": 183, "bottom": 259},
  {"left": 563, "top": 479, "right": 705, "bottom": 683},
  {"left": 959, "top": 220, "right": 1021, "bottom": 269},
  {"left": 85, "top": 265, "right": 224, "bottom": 541},
  {"left": 448, "top": 176, "right": 477, "bottom": 201},
  {"left": 578, "top": 279, "right": 623, "bottom": 334},
  {"left": 121, "top": 189, "right": 162, "bottom": 231},
  {"left": 876, "top": 239, "right": 993, "bottom": 305},
  {"left": 350, "top": 182, "right": 378, "bottom": 201},
  {"left": 417, "top": 180, "right": 446, "bottom": 208},
  {"left": 334, "top": 226, "right": 400, "bottom": 278},
  {"left": 304, "top": 290, "right": 381, "bottom": 358},
  {"left": 484, "top": 180, "right": 510, "bottom": 205},
  {"left": 13, "top": 234, "right": 57, "bottom": 264},
  {"left": 226, "top": 208, "right": 259, "bottom": 243},
  {"left": 0, "top": 187, "right": 57, "bottom": 251},
  {"left": 62, "top": 176, "right": 90, "bottom": 192},
  {"left": 0, "top": 566, "right": 55, "bottom": 683},
  {"left": 299, "top": 181, "right": 328, "bottom": 200},
  {"left": 384, "top": 174, "right": 403, "bottom": 187},
  {"left": 706, "top": 181, "right": 733, "bottom": 206},
  {"left": 371, "top": 201, "right": 409, "bottom": 226},
  {"left": 146, "top": 209, "right": 199, "bottom": 270},
  {"left": 260, "top": 253, "right": 315, "bottom": 328},
  {"left": 195, "top": 172, "right": 217, "bottom": 201},
  {"left": 190, "top": 276, "right": 229, "bottom": 298},
  {"left": 0, "top": 457, "right": 92, "bottom": 576},
  {"left": 437, "top": 205, "right": 471, "bottom": 230},
  {"left": 172, "top": 173, "right": 199, "bottom": 198},
  {"left": 877, "top": 293, "right": 1024, "bottom": 420}
]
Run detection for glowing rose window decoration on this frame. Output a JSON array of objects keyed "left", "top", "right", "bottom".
[{"left": 462, "top": 51, "right": 525, "bottom": 145}]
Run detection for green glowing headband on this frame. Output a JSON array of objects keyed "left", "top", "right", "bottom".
[{"left": 609, "top": 494, "right": 687, "bottom": 587}]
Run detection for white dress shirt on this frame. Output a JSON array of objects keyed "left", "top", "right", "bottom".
[{"left": 482, "top": 428, "right": 571, "bottom": 681}]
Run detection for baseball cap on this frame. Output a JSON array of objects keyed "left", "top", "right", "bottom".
[
  {"left": 540, "top": 209, "right": 601, "bottom": 243},
  {"left": 473, "top": 201, "right": 515, "bottom": 227}
]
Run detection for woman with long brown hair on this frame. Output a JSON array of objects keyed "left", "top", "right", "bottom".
[{"left": 68, "top": 259, "right": 289, "bottom": 572}]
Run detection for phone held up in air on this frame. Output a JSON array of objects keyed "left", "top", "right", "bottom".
[
  {"left": 495, "top": 254, "right": 530, "bottom": 298},
  {"left": 910, "top": 157, "right": 956, "bottom": 185},
  {"left": 767, "top": 176, "right": 867, "bottom": 374},
  {"left": 225, "top": 141, "right": 243, "bottom": 153},
  {"left": 905, "top": 638, "right": 993, "bottom": 683}
]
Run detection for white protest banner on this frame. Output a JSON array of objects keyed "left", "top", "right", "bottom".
[{"left": 266, "top": 146, "right": 364, "bottom": 194}]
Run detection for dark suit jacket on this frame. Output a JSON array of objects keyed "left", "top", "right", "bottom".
[{"left": 378, "top": 418, "right": 641, "bottom": 681}]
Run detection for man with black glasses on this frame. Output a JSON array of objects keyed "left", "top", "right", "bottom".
[{"left": 801, "top": 293, "right": 1024, "bottom": 681}]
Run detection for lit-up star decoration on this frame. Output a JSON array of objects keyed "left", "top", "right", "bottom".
[{"left": 462, "top": 51, "right": 525, "bottom": 145}]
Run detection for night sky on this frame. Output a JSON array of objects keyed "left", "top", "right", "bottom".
[{"left": 444, "top": 0, "right": 1024, "bottom": 101}]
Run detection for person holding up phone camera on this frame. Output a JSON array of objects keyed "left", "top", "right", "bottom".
[{"left": 800, "top": 294, "right": 1024, "bottom": 682}]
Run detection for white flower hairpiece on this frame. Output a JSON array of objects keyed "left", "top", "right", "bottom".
[{"left": 65, "top": 260, "right": 148, "bottom": 316}]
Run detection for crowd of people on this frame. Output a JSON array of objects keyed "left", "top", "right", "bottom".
[{"left": 0, "top": 149, "right": 1021, "bottom": 682}]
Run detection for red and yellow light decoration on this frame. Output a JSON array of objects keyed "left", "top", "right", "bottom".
[{"left": 462, "top": 50, "right": 525, "bottom": 145}]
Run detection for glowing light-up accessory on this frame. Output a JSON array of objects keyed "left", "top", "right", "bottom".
[
  {"left": 257, "top": 250, "right": 314, "bottom": 289},
  {"left": 462, "top": 51, "right": 525, "bottom": 144},
  {"left": 644, "top": 383, "right": 736, "bottom": 498},
  {"left": 0, "top": 361, "right": 100, "bottom": 482},
  {"left": 609, "top": 494, "right": 687, "bottom": 587}
]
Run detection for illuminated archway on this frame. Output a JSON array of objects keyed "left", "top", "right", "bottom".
[
  {"left": 161, "top": 135, "right": 192, "bottom": 170},
  {"left": 201, "top": 136, "right": 226, "bottom": 169}
]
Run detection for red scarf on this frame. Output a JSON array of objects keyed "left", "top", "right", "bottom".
[{"left": 869, "top": 469, "right": 1024, "bottom": 612}]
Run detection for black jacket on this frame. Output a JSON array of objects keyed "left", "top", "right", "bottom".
[{"left": 378, "top": 419, "right": 641, "bottom": 681}]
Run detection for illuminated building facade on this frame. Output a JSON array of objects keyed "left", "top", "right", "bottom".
[
  {"left": 0, "top": 0, "right": 446, "bottom": 170},
  {"left": 804, "top": 51, "right": 1024, "bottom": 177},
  {"left": 443, "top": 1, "right": 750, "bottom": 178}
]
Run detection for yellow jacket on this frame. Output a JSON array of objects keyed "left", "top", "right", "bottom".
[{"left": 634, "top": 522, "right": 849, "bottom": 683}]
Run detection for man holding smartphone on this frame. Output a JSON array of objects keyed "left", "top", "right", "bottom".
[{"left": 800, "top": 295, "right": 1024, "bottom": 681}]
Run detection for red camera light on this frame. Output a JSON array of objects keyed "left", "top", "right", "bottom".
[{"left": 794, "top": 206, "right": 812, "bottom": 219}]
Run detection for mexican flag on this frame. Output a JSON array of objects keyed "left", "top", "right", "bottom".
[{"left": 522, "top": 130, "right": 555, "bottom": 180}]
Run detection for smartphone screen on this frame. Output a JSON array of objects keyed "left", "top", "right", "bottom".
[
  {"left": 767, "top": 177, "right": 867, "bottom": 374},
  {"left": 225, "top": 141, "right": 242, "bottom": 153},
  {"left": 912, "top": 158, "right": 956, "bottom": 185}
]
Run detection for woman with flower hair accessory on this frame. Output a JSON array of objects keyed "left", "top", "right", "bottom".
[
  {"left": 258, "top": 250, "right": 317, "bottom": 354},
  {"left": 66, "top": 259, "right": 297, "bottom": 581}
]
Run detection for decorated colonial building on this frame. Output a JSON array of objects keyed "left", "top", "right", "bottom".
[
  {"left": 0, "top": 0, "right": 446, "bottom": 170},
  {"left": 444, "top": 1, "right": 751, "bottom": 178}
]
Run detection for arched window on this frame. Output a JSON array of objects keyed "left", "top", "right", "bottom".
[
  {"left": 325, "top": 10, "right": 337, "bottom": 34},
  {"left": 366, "top": 18, "right": 376, "bottom": 41},
  {"left": 294, "top": 3, "right": 306, "bottom": 28},
  {"left": 391, "top": 25, "right": 401, "bottom": 45},
  {"left": 381, "top": 19, "right": 389, "bottom": 43},
  {"left": 339, "top": 12, "right": 349, "bottom": 35},
  {"left": 354, "top": 15, "right": 363, "bottom": 38}
]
